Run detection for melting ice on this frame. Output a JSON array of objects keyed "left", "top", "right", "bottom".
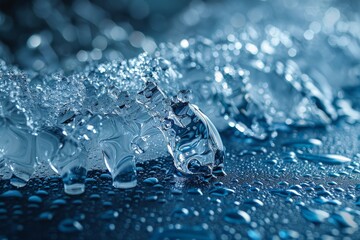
[
  {"left": 0, "top": 12, "right": 359, "bottom": 194},
  {"left": 0, "top": 56, "right": 225, "bottom": 194}
]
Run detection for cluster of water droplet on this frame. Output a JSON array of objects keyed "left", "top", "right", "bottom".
[{"left": 0, "top": 55, "right": 225, "bottom": 194}]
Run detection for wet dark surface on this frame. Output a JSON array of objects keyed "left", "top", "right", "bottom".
[
  {"left": 0, "top": 120, "right": 359, "bottom": 240},
  {"left": 1, "top": 0, "right": 359, "bottom": 239}
]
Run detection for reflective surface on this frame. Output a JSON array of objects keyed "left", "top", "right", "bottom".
[{"left": 0, "top": 121, "right": 359, "bottom": 239}]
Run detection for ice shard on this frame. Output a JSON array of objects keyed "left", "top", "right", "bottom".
[{"left": 137, "top": 82, "right": 224, "bottom": 175}]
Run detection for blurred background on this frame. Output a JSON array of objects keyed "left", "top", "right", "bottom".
[
  {"left": 0, "top": 0, "right": 359, "bottom": 104},
  {"left": 0, "top": 0, "right": 195, "bottom": 71},
  {"left": 0, "top": 0, "right": 359, "bottom": 74}
]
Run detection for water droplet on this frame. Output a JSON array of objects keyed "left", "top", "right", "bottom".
[
  {"left": 297, "top": 154, "right": 351, "bottom": 165},
  {"left": 282, "top": 138, "right": 322, "bottom": 148},
  {"left": 301, "top": 207, "right": 330, "bottom": 224},
  {"left": 28, "top": 195, "right": 42, "bottom": 203},
  {"left": 209, "top": 187, "right": 235, "bottom": 197},
  {"left": 244, "top": 199, "right": 264, "bottom": 207},
  {"left": 279, "top": 229, "right": 300, "bottom": 239},
  {"left": 330, "top": 211, "right": 358, "bottom": 229},
  {"left": 58, "top": 219, "right": 84, "bottom": 233},
  {"left": 143, "top": 177, "right": 159, "bottom": 186},
  {"left": 0, "top": 190, "right": 23, "bottom": 199},
  {"left": 224, "top": 210, "right": 251, "bottom": 224},
  {"left": 187, "top": 188, "right": 203, "bottom": 195},
  {"left": 38, "top": 212, "right": 54, "bottom": 221}
]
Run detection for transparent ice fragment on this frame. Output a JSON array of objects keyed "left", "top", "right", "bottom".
[
  {"left": 4, "top": 127, "right": 37, "bottom": 187},
  {"left": 99, "top": 115, "right": 138, "bottom": 188},
  {"left": 39, "top": 128, "right": 88, "bottom": 195},
  {"left": 137, "top": 82, "right": 225, "bottom": 175},
  {"left": 0, "top": 98, "right": 37, "bottom": 187}
]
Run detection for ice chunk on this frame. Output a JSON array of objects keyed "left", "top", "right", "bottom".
[
  {"left": 137, "top": 82, "right": 224, "bottom": 175},
  {"left": 42, "top": 128, "right": 88, "bottom": 195},
  {"left": 1, "top": 119, "right": 37, "bottom": 187},
  {"left": 99, "top": 115, "right": 138, "bottom": 188},
  {"left": 0, "top": 63, "right": 38, "bottom": 186},
  {"left": 96, "top": 93, "right": 147, "bottom": 188}
]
